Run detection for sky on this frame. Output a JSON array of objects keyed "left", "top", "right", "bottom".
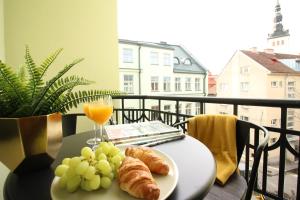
[{"left": 117, "top": 0, "right": 300, "bottom": 74}]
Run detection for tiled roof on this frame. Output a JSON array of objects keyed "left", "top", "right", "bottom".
[{"left": 241, "top": 50, "right": 300, "bottom": 74}]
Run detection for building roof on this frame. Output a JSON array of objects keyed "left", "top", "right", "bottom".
[
  {"left": 119, "top": 39, "right": 208, "bottom": 74},
  {"left": 119, "top": 39, "right": 173, "bottom": 50},
  {"left": 241, "top": 50, "right": 300, "bottom": 74},
  {"left": 157, "top": 42, "right": 208, "bottom": 74}
]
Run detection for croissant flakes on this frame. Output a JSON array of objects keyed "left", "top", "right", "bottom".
[
  {"left": 125, "top": 146, "right": 170, "bottom": 175},
  {"left": 118, "top": 156, "right": 160, "bottom": 200}
]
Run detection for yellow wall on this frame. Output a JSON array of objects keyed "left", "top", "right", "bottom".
[
  {"left": 3, "top": 0, "right": 119, "bottom": 132},
  {"left": 0, "top": 0, "right": 4, "bottom": 61}
]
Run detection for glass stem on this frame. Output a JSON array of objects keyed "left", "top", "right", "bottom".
[
  {"left": 94, "top": 123, "right": 98, "bottom": 144},
  {"left": 99, "top": 124, "right": 103, "bottom": 142}
]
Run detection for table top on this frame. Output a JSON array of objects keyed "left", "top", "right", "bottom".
[{"left": 4, "top": 131, "right": 216, "bottom": 200}]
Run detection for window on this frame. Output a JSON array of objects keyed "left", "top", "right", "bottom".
[
  {"left": 287, "top": 121, "right": 294, "bottom": 127},
  {"left": 271, "top": 81, "right": 278, "bottom": 87},
  {"left": 185, "top": 77, "right": 191, "bottom": 91},
  {"left": 163, "top": 77, "right": 171, "bottom": 92},
  {"left": 123, "top": 48, "right": 133, "bottom": 63},
  {"left": 173, "top": 57, "right": 180, "bottom": 64},
  {"left": 195, "top": 78, "right": 201, "bottom": 91},
  {"left": 288, "top": 110, "right": 295, "bottom": 116},
  {"left": 163, "top": 53, "right": 171, "bottom": 66},
  {"left": 288, "top": 87, "right": 295, "bottom": 92},
  {"left": 240, "top": 66, "right": 249, "bottom": 75},
  {"left": 219, "top": 111, "right": 228, "bottom": 115},
  {"left": 185, "top": 103, "right": 192, "bottom": 115},
  {"left": 195, "top": 103, "right": 201, "bottom": 114},
  {"left": 176, "top": 104, "right": 182, "bottom": 114},
  {"left": 240, "top": 82, "right": 249, "bottom": 92},
  {"left": 287, "top": 116, "right": 294, "bottom": 121},
  {"left": 123, "top": 75, "right": 134, "bottom": 93},
  {"left": 150, "top": 52, "right": 159, "bottom": 65},
  {"left": 288, "top": 93, "right": 295, "bottom": 98},
  {"left": 271, "top": 119, "right": 277, "bottom": 126},
  {"left": 184, "top": 58, "right": 192, "bottom": 65},
  {"left": 281, "top": 40, "right": 284, "bottom": 45},
  {"left": 151, "top": 105, "right": 159, "bottom": 120},
  {"left": 287, "top": 81, "right": 295, "bottom": 98},
  {"left": 219, "top": 83, "right": 228, "bottom": 92},
  {"left": 288, "top": 81, "right": 295, "bottom": 86},
  {"left": 175, "top": 77, "right": 181, "bottom": 91},
  {"left": 240, "top": 116, "right": 249, "bottom": 121},
  {"left": 151, "top": 76, "right": 159, "bottom": 92},
  {"left": 164, "top": 105, "right": 171, "bottom": 112}
]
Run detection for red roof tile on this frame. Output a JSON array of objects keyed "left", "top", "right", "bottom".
[{"left": 241, "top": 50, "right": 300, "bottom": 74}]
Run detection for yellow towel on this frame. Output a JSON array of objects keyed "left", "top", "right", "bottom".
[{"left": 187, "top": 114, "right": 238, "bottom": 185}]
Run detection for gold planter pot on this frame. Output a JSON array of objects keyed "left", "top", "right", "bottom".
[{"left": 0, "top": 113, "right": 63, "bottom": 174}]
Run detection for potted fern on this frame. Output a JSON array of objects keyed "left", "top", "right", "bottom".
[{"left": 0, "top": 46, "right": 121, "bottom": 174}]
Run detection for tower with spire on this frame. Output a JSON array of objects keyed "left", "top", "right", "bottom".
[{"left": 267, "top": 0, "right": 290, "bottom": 52}]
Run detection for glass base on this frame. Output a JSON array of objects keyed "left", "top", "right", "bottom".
[{"left": 86, "top": 137, "right": 101, "bottom": 146}]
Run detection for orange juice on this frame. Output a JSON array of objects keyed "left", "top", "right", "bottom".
[
  {"left": 89, "top": 104, "right": 113, "bottom": 124},
  {"left": 83, "top": 103, "right": 91, "bottom": 119}
]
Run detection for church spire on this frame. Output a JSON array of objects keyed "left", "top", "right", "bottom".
[{"left": 268, "top": 0, "right": 289, "bottom": 39}]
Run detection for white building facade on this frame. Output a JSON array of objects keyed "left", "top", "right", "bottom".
[{"left": 119, "top": 39, "right": 208, "bottom": 116}]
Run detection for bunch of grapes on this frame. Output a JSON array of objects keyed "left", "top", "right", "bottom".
[{"left": 54, "top": 142, "right": 125, "bottom": 192}]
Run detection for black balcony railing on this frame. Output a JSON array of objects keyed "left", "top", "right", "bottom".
[{"left": 112, "top": 95, "right": 300, "bottom": 200}]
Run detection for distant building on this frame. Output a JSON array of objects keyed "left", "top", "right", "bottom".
[
  {"left": 217, "top": 48, "right": 300, "bottom": 161},
  {"left": 118, "top": 39, "right": 208, "bottom": 115},
  {"left": 208, "top": 72, "right": 217, "bottom": 96},
  {"left": 267, "top": 0, "right": 290, "bottom": 53}
]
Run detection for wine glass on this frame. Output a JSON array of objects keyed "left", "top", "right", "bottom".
[
  {"left": 84, "top": 95, "right": 113, "bottom": 148},
  {"left": 83, "top": 103, "right": 98, "bottom": 146}
]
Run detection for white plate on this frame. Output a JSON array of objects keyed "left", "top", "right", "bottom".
[{"left": 51, "top": 148, "right": 179, "bottom": 200}]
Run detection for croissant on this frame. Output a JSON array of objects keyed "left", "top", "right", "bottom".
[
  {"left": 125, "top": 146, "right": 169, "bottom": 175},
  {"left": 118, "top": 156, "right": 160, "bottom": 200}
]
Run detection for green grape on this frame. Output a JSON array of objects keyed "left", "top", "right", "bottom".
[
  {"left": 111, "top": 154, "right": 121, "bottom": 165},
  {"left": 97, "top": 160, "right": 111, "bottom": 172},
  {"left": 75, "top": 160, "right": 89, "bottom": 175},
  {"left": 81, "top": 146, "right": 95, "bottom": 160},
  {"left": 62, "top": 158, "right": 71, "bottom": 165},
  {"left": 107, "top": 141, "right": 114, "bottom": 147},
  {"left": 55, "top": 164, "right": 69, "bottom": 177},
  {"left": 109, "top": 146, "right": 120, "bottom": 156},
  {"left": 114, "top": 160, "right": 122, "bottom": 169},
  {"left": 95, "top": 147, "right": 103, "bottom": 158},
  {"left": 69, "top": 157, "right": 81, "bottom": 168},
  {"left": 109, "top": 162, "right": 116, "bottom": 172},
  {"left": 66, "top": 175, "right": 81, "bottom": 193},
  {"left": 107, "top": 172, "right": 114, "bottom": 180},
  {"left": 58, "top": 174, "right": 68, "bottom": 189},
  {"left": 65, "top": 167, "right": 76, "bottom": 179},
  {"left": 97, "top": 153, "right": 107, "bottom": 161},
  {"left": 84, "top": 166, "right": 96, "bottom": 180},
  {"left": 80, "top": 179, "right": 92, "bottom": 191},
  {"left": 100, "top": 143, "right": 111, "bottom": 155},
  {"left": 101, "top": 176, "right": 112, "bottom": 189},
  {"left": 88, "top": 175, "right": 101, "bottom": 190}
]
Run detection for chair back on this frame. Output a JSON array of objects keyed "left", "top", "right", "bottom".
[
  {"left": 62, "top": 113, "right": 85, "bottom": 137},
  {"left": 174, "top": 116, "right": 269, "bottom": 200}
]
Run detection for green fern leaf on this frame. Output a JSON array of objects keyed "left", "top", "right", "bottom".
[
  {"left": 39, "top": 48, "right": 63, "bottom": 79},
  {"left": 25, "top": 45, "right": 43, "bottom": 99},
  {"left": 35, "top": 76, "right": 93, "bottom": 115},
  {"left": 31, "top": 58, "right": 84, "bottom": 115},
  {"left": 0, "top": 61, "right": 28, "bottom": 116}
]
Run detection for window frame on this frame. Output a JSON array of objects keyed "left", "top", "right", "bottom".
[
  {"left": 150, "top": 51, "right": 159, "bottom": 65},
  {"left": 122, "top": 48, "right": 133, "bottom": 63}
]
